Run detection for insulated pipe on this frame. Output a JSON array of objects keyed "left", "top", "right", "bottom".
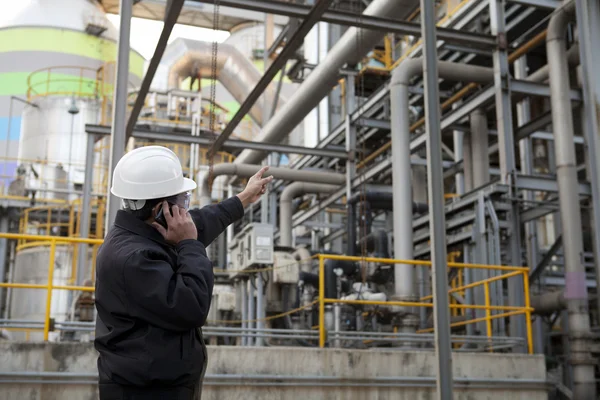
[
  {"left": 234, "top": 0, "right": 418, "bottom": 165},
  {"left": 547, "top": 2, "right": 596, "bottom": 398},
  {"left": 280, "top": 183, "right": 338, "bottom": 247},
  {"left": 198, "top": 164, "right": 345, "bottom": 207},
  {"left": 470, "top": 108, "right": 490, "bottom": 187},
  {"left": 390, "top": 59, "right": 494, "bottom": 302},
  {"left": 164, "top": 40, "right": 285, "bottom": 127},
  {"left": 530, "top": 291, "right": 566, "bottom": 315}
]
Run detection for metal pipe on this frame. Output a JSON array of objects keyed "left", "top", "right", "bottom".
[
  {"left": 240, "top": 279, "right": 247, "bottom": 346},
  {"left": 255, "top": 275, "right": 264, "bottom": 347},
  {"left": 280, "top": 182, "right": 338, "bottom": 247},
  {"left": 547, "top": 2, "right": 596, "bottom": 398},
  {"left": 105, "top": 0, "right": 132, "bottom": 230},
  {"left": 247, "top": 278, "right": 255, "bottom": 346},
  {"left": 76, "top": 135, "right": 95, "bottom": 285},
  {"left": 390, "top": 59, "right": 494, "bottom": 307},
  {"left": 165, "top": 41, "right": 286, "bottom": 128},
  {"left": 198, "top": 164, "right": 344, "bottom": 207},
  {"left": 470, "top": 108, "right": 490, "bottom": 187},
  {"left": 234, "top": 0, "right": 417, "bottom": 165}
]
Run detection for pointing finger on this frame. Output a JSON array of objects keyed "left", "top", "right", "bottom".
[{"left": 255, "top": 165, "right": 270, "bottom": 179}]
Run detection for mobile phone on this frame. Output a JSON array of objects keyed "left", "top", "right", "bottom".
[{"left": 155, "top": 203, "right": 172, "bottom": 229}]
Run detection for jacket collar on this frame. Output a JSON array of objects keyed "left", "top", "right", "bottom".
[{"left": 114, "top": 210, "right": 171, "bottom": 247}]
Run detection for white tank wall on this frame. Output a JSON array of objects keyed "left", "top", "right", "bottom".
[
  {"left": 1, "top": 0, "right": 118, "bottom": 41},
  {"left": 18, "top": 97, "right": 101, "bottom": 201}
]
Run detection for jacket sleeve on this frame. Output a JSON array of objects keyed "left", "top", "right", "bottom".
[
  {"left": 122, "top": 240, "right": 214, "bottom": 331},
  {"left": 189, "top": 195, "right": 245, "bottom": 246}
]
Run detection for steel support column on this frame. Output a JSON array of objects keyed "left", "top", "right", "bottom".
[
  {"left": 105, "top": 0, "right": 133, "bottom": 230},
  {"left": 76, "top": 134, "right": 96, "bottom": 285},
  {"left": 489, "top": 0, "right": 526, "bottom": 351},
  {"left": 420, "top": 1, "right": 453, "bottom": 397},
  {"left": 247, "top": 278, "right": 255, "bottom": 346},
  {"left": 255, "top": 274, "right": 264, "bottom": 347}
]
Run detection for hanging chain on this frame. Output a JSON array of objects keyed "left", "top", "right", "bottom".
[{"left": 207, "top": 0, "right": 221, "bottom": 191}]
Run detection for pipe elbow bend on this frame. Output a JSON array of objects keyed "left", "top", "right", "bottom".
[
  {"left": 390, "top": 58, "right": 423, "bottom": 87},
  {"left": 546, "top": 2, "right": 576, "bottom": 43}
]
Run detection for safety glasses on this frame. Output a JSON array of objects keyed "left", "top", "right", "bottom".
[{"left": 165, "top": 191, "right": 191, "bottom": 210}]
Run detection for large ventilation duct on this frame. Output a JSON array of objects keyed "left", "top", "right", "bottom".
[
  {"left": 280, "top": 182, "right": 338, "bottom": 247},
  {"left": 159, "top": 38, "right": 285, "bottom": 127},
  {"left": 198, "top": 164, "right": 345, "bottom": 207},
  {"left": 234, "top": 0, "right": 419, "bottom": 165},
  {"left": 546, "top": 2, "right": 595, "bottom": 398}
]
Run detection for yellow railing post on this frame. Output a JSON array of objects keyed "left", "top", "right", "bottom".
[
  {"left": 484, "top": 282, "right": 493, "bottom": 352},
  {"left": 318, "top": 255, "right": 325, "bottom": 348},
  {"left": 43, "top": 240, "right": 57, "bottom": 341},
  {"left": 523, "top": 272, "right": 534, "bottom": 354}
]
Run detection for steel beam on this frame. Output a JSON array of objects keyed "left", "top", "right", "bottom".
[
  {"left": 529, "top": 235, "right": 563, "bottom": 284},
  {"left": 516, "top": 175, "right": 591, "bottom": 196},
  {"left": 420, "top": 1, "right": 453, "bottom": 397},
  {"left": 191, "top": 0, "right": 497, "bottom": 48},
  {"left": 208, "top": 0, "right": 334, "bottom": 156},
  {"left": 511, "top": 79, "right": 582, "bottom": 101},
  {"left": 105, "top": 0, "right": 133, "bottom": 230},
  {"left": 125, "top": 0, "right": 185, "bottom": 141},
  {"left": 507, "top": 0, "right": 561, "bottom": 8},
  {"left": 76, "top": 134, "right": 96, "bottom": 285},
  {"left": 85, "top": 124, "right": 347, "bottom": 159}
]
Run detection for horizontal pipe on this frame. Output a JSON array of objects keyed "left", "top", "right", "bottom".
[{"left": 198, "top": 163, "right": 344, "bottom": 206}]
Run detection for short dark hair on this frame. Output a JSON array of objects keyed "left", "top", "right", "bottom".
[{"left": 124, "top": 198, "right": 163, "bottom": 221}]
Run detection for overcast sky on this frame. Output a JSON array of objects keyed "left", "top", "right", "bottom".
[{"left": 1, "top": 1, "right": 230, "bottom": 60}]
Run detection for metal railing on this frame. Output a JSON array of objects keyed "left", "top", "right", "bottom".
[
  {"left": 0, "top": 233, "right": 101, "bottom": 340},
  {"left": 0, "top": 233, "right": 532, "bottom": 353},
  {"left": 316, "top": 254, "right": 534, "bottom": 353}
]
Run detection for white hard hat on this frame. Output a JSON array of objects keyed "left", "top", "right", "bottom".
[{"left": 110, "top": 145, "right": 197, "bottom": 200}]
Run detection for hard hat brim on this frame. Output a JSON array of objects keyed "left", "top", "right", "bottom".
[{"left": 110, "top": 177, "right": 197, "bottom": 200}]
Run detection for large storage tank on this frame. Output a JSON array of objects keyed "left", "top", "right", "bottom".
[
  {"left": 2, "top": 0, "right": 145, "bottom": 335},
  {"left": 0, "top": 0, "right": 145, "bottom": 194}
]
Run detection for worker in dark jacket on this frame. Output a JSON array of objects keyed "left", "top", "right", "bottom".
[{"left": 94, "top": 145, "right": 272, "bottom": 399}]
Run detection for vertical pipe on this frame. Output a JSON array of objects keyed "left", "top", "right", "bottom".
[
  {"left": 255, "top": 274, "right": 264, "bottom": 347},
  {"left": 390, "top": 83, "right": 415, "bottom": 305},
  {"left": 77, "top": 134, "right": 95, "bottom": 285},
  {"left": 333, "top": 303, "right": 341, "bottom": 348},
  {"left": 318, "top": 255, "right": 325, "bottom": 348},
  {"left": 420, "top": 1, "right": 453, "bottom": 397},
  {"left": 0, "top": 214, "right": 8, "bottom": 313},
  {"left": 240, "top": 279, "right": 247, "bottom": 346},
  {"left": 247, "top": 278, "right": 255, "bottom": 346},
  {"left": 547, "top": 2, "right": 596, "bottom": 397},
  {"left": 575, "top": 0, "right": 600, "bottom": 319},
  {"left": 470, "top": 108, "right": 490, "bottom": 187},
  {"left": 453, "top": 128, "right": 465, "bottom": 195},
  {"left": 105, "top": 0, "right": 132, "bottom": 231},
  {"left": 462, "top": 125, "right": 474, "bottom": 192}
]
